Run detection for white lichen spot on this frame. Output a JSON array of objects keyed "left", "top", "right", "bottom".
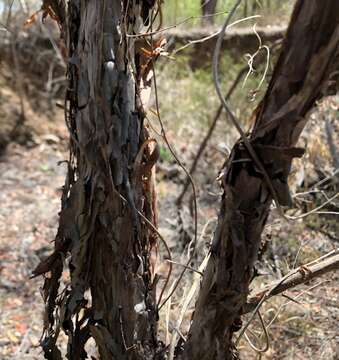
[{"left": 134, "top": 301, "right": 146, "bottom": 314}]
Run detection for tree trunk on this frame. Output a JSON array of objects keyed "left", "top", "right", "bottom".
[
  {"left": 181, "top": 1, "right": 339, "bottom": 359},
  {"left": 243, "top": 0, "right": 248, "bottom": 18},
  {"left": 201, "top": 0, "right": 218, "bottom": 24},
  {"left": 34, "top": 1, "right": 160, "bottom": 359},
  {"left": 251, "top": 0, "right": 258, "bottom": 14},
  {"left": 266, "top": 0, "right": 271, "bottom": 11}
]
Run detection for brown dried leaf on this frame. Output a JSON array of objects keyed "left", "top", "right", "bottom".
[{"left": 24, "top": 10, "right": 40, "bottom": 28}]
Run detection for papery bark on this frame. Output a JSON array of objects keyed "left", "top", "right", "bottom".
[
  {"left": 181, "top": 1, "right": 339, "bottom": 359},
  {"left": 35, "top": 1, "right": 160, "bottom": 359}
]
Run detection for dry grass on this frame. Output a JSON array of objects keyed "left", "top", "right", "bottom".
[{"left": 0, "top": 7, "right": 338, "bottom": 359}]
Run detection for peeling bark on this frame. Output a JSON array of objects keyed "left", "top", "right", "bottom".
[
  {"left": 34, "top": 1, "right": 160, "bottom": 359},
  {"left": 181, "top": 1, "right": 339, "bottom": 359}
]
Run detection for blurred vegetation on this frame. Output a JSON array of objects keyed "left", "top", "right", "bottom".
[
  {"left": 154, "top": 51, "right": 271, "bottom": 140},
  {"left": 0, "top": 0, "right": 294, "bottom": 22},
  {"left": 162, "top": 0, "right": 294, "bottom": 28}
]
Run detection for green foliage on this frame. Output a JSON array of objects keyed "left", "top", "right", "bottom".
[
  {"left": 162, "top": 0, "right": 294, "bottom": 28},
  {"left": 155, "top": 51, "right": 270, "bottom": 137},
  {"left": 162, "top": 0, "right": 235, "bottom": 27},
  {"left": 159, "top": 145, "right": 172, "bottom": 163}
]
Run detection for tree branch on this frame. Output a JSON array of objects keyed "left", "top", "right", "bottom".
[{"left": 243, "top": 252, "right": 339, "bottom": 314}]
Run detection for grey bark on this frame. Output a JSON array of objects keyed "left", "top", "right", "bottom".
[{"left": 201, "top": 0, "right": 218, "bottom": 24}]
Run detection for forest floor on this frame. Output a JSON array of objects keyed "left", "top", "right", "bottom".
[{"left": 0, "top": 32, "right": 338, "bottom": 359}]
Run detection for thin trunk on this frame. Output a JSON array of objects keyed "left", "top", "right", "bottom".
[
  {"left": 34, "top": 1, "right": 160, "bottom": 359},
  {"left": 244, "top": 252, "right": 339, "bottom": 314},
  {"left": 266, "top": 0, "right": 271, "bottom": 11},
  {"left": 252, "top": 0, "right": 258, "bottom": 13},
  {"left": 243, "top": 0, "right": 248, "bottom": 18},
  {"left": 181, "top": 1, "right": 339, "bottom": 359},
  {"left": 201, "top": 0, "right": 218, "bottom": 24}
]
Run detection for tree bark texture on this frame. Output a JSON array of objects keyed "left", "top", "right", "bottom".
[
  {"left": 182, "top": 1, "right": 339, "bottom": 359},
  {"left": 201, "top": 0, "right": 218, "bottom": 24},
  {"left": 34, "top": 1, "right": 161, "bottom": 359}
]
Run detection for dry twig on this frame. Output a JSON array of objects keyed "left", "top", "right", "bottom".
[
  {"left": 243, "top": 251, "right": 339, "bottom": 314},
  {"left": 148, "top": 20, "right": 199, "bottom": 311}
]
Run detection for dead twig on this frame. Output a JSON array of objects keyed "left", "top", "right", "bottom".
[
  {"left": 172, "top": 15, "right": 261, "bottom": 55},
  {"left": 236, "top": 250, "right": 339, "bottom": 350},
  {"left": 243, "top": 251, "right": 339, "bottom": 314},
  {"left": 243, "top": 310, "right": 270, "bottom": 353},
  {"left": 148, "top": 23, "right": 199, "bottom": 311},
  {"left": 212, "top": 0, "right": 289, "bottom": 220},
  {"left": 177, "top": 36, "right": 282, "bottom": 204},
  {"left": 242, "top": 23, "right": 270, "bottom": 100},
  {"left": 168, "top": 252, "right": 211, "bottom": 360},
  {"left": 126, "top": 10, "right": 233, "bottom": 39}
]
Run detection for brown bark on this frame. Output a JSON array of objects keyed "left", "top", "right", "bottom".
[
  {"left": 34, "top": 1, "right": 160, "bottom": 359},
  {"left": 181, "top": 1, "right": 339, "bottom": 359}
]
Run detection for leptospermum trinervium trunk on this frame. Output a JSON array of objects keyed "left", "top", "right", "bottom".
[{"left": 33, "top": 1, "right": 162, "bottom": 359}]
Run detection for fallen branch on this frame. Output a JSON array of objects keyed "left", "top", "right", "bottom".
[
  {"left": 243, "top": 251, "right": 339, "bottom": 314},
  {"left": 167, "top": 25, "right": 286, "bottom": 48}
]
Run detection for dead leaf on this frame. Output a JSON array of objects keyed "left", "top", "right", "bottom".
[{"left": 24, "top": 11, "right": 41, "bottom": 28}]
